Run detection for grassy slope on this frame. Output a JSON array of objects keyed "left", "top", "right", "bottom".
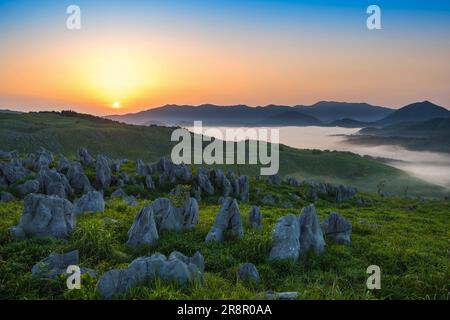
[
  {"left": 0, "top": 176, "right": 448, "bottom": 300},
  {"left": 0, "top": 111, "right": 448, "bottom": 198}
]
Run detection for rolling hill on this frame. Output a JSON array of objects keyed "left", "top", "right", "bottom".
[
  {"left": 294, "top": 101, "right": 393, "bottom": 122},
  {"left": 360, "top": 117, "right": 450, "bottom": 138},
  {"left": 375, "top": 101, "right": 450, "bottom": 125},
  {"left": 0, "top": 110, "right": 447, "bottom": 197}
]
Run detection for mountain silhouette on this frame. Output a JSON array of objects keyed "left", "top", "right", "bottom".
[
  {"left": 376, "top": 101, "right": 450, "bottom": 125},
  {"left": 107, "top": 102, "right": 393, "bottom": 126}
]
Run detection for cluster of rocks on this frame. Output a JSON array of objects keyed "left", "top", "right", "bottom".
[
  {"left": 307, "top": 181, "right": 357, "bottom": 203},
  {"left": 96, "top": 251, "right": 204, "bottom": 299},
  {"left": 0, "top": 147, "right": 362, "bottom": 300},
  {"left": 126, "top": 196, "right": 199, "bottom": 247},
  {"left": 269, "top": 204, "right": 351, "bottom": 261}
]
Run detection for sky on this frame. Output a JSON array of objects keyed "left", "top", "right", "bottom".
[{"left": 0, "top": 0, "right": 449, "bottom": 115}]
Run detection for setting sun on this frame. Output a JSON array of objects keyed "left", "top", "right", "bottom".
[{"left": 113, "top": 101, "right": 120, "bottom": 109}]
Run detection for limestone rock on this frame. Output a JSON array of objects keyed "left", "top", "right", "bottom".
[
  {"left": 286, "top": 176, "right": 300, "bottom": 187},
  {"left": 145, "top": 175, "right": 155, "bottom": 189},
  {"left": 74, "top": 191, "right": 105, "bottom": 216},
  {"left": 266, "top": 174, "right": 281, "bottom": 185},
  {"left": 321, "top": 212, "right": 352, "bottom": 245},
  {"left": 33, "top": 147, "right": 53, "bottom": 171},
  {"left": 298, "top": 204, "right": 325, "bottom": 255},
  {"left": 248, "top": 206, "right": 262, "bottom": 229},
  {"left": 17, "top": 179, "right": 40, "bottom": 196},
  {"left": 268, "top": 214, "right": 300, "bottom": 261},
  {"left": 197, "top": 171, "right": 214, "bottom": 195},
  {"left": 237, "top": 263, "right": 260, "bottom": 285},
  {"left": 96, "top": 251, "right": 204, "bottom": 299},
  {"left": 37, "top": 169, "right": 72, "bottom": 198},
  {"left": 10, "top": 194, "right": 75, "bottom": 239},
  {"left": 1, "top": 191, "right": 15, "bottom": 202},
  {"left": 96, "top": 155, "right": 111, "bottom": 189},
  {"left": 31, "top": 250, "right": 94, "bottom": 279},
  {"left": 78, "top": 147, "right": 94, "bottom": 166},
  {"left": 56, "top": 155, "right": 71, "bottom": 173},
  {"left": 126, "top": 197, "right": 199, "bottom": 247},
  {"left": 0, "top": 162, "right": 30, "bottom": 184},
  {"left": 67, "top": 162, "right": 92, "bottom": 194},
  {"left": 126, "top": 205, "right": 159, "bottom": 247},
  {"left": 205, "top": 197, "right": 243, "bottom": 242}
]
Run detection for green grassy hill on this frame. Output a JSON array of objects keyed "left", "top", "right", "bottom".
[
  {"left": 0, "top": 176, "right": 448, "bottom": 300},
  {"left": 0, "top": 111, "right": 448, "bottom": 198}
]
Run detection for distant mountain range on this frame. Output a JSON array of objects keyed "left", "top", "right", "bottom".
[
  {"left": 106, "top": 100, "right": 449, "bottom": 128},
  {"left": 360, "top": 117, "right": 450, "bottom": 138},
  {"left": 346, "top": 102, "right": 450, "bottom": 154},
  {"left": 106, "top": 101, "right": 394, "bottom": 126}
]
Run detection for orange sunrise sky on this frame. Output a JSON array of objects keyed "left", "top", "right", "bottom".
[{"left": 0, "top": 1, "right": 449, "bottom": 115}]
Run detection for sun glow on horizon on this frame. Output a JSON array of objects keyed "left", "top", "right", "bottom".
[{"left": 113, "top": 101, "right": 120, "bottom": 109}]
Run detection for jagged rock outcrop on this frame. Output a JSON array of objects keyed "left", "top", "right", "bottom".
[
  {"left": 286, "top": 176, "right": 300, "bottom": 187},
  {"left": 237, "top": 263, "right": 260, "bottom": 285},
  {"left": 266, "top": 174, "right": 281, "bottom": 185},
  {"left": 1, "top": 191, "right": 15, "bottom": 202},
  {"left": 151, "top": 197, "right": 199, "bottom": 232},
  {"left": 191, "top": 185, "right": 201, "bottom": 202},
  {"left": 248, "top": 206, "right": 262, "bottom": 229},
  {"left": 153, "top": 158, "right": 192, "bottom": 184},
  {"left": 17, "top": 179, "right": 40, "bottom": 196},
  {"left": 56, "top": 155, "right": 71, "bottom": 173},
  {"left": 269, "top": 204, "right": 325, "bottom": 261},
  {"left": 268, "top": 214, "right": 300, "bottom": 261},
  {"left": 205, "top": 197, "right": 243, "bottom": 242},
  {"left": 126, "top": 197, "right": 199, "bottom": 247},
  {"left": 31, "top": 250, "right": 95, "bottom": 279},
  {"left": 0, "top": 162, "right": 30, "bottom": 184},
  {"left": 74, "top": 191, "right": 105, "bottom": 216},
  {"left": 211, "top": 169, "right": 232, "bottom": 197},
  {"left": 307, "top": 187, "right": 318, "bottom": 202},
  {"left": 37, "top": 169, "right": 72, "bottom": 198},
  {"left": 335, "top": 184, "right": 357, "bottom": 203},
  {"left": 237, "top": 175, "right": 249, "bottom": 202},
  {"left": 126, "top": 204, "right": 159, "bottom": 247},
  {"left": 311, "top": 182, "right": 357, "bottom": 203},
  {"left": 78, "top": 147, "right": 94, "bottom": 166},
  {"left": 298, "top": 204, "right": 325, "bottom": 255},
  {"left": 321, "top": 212, "right": 352, "bottom": 245},
  {"left": 67, "top": 162, "right": 92, "bottom": 194},
  {"left": 136, "top": 159, "right": 150, "bottom": 175},
  {"left": 197, "top": 170, "right": 214, "bottom": 195},
  {"left": 0, "top": 150, "right": 18, "bottom": 160},
  {"left": 10, "top": 194, "right": 75, "bottom": 239},
  {"left": 110, "top": 159, "right": 124, "bottom": 173},
  {"left": 144, "top": 175, "right": 155, "bottom": 189},
  {"left": 33, "top": 147, "right": 53, "bottom": 171},
  {"left": 96, "top": 251, "right": 204, "bottom": 299},
  {"left": 96, "top": 155, "right": 111, "bottom": 189}
]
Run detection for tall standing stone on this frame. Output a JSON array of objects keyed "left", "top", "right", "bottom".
[{"left": 205, "top": 197, "right": 244, "bottom": 242}]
